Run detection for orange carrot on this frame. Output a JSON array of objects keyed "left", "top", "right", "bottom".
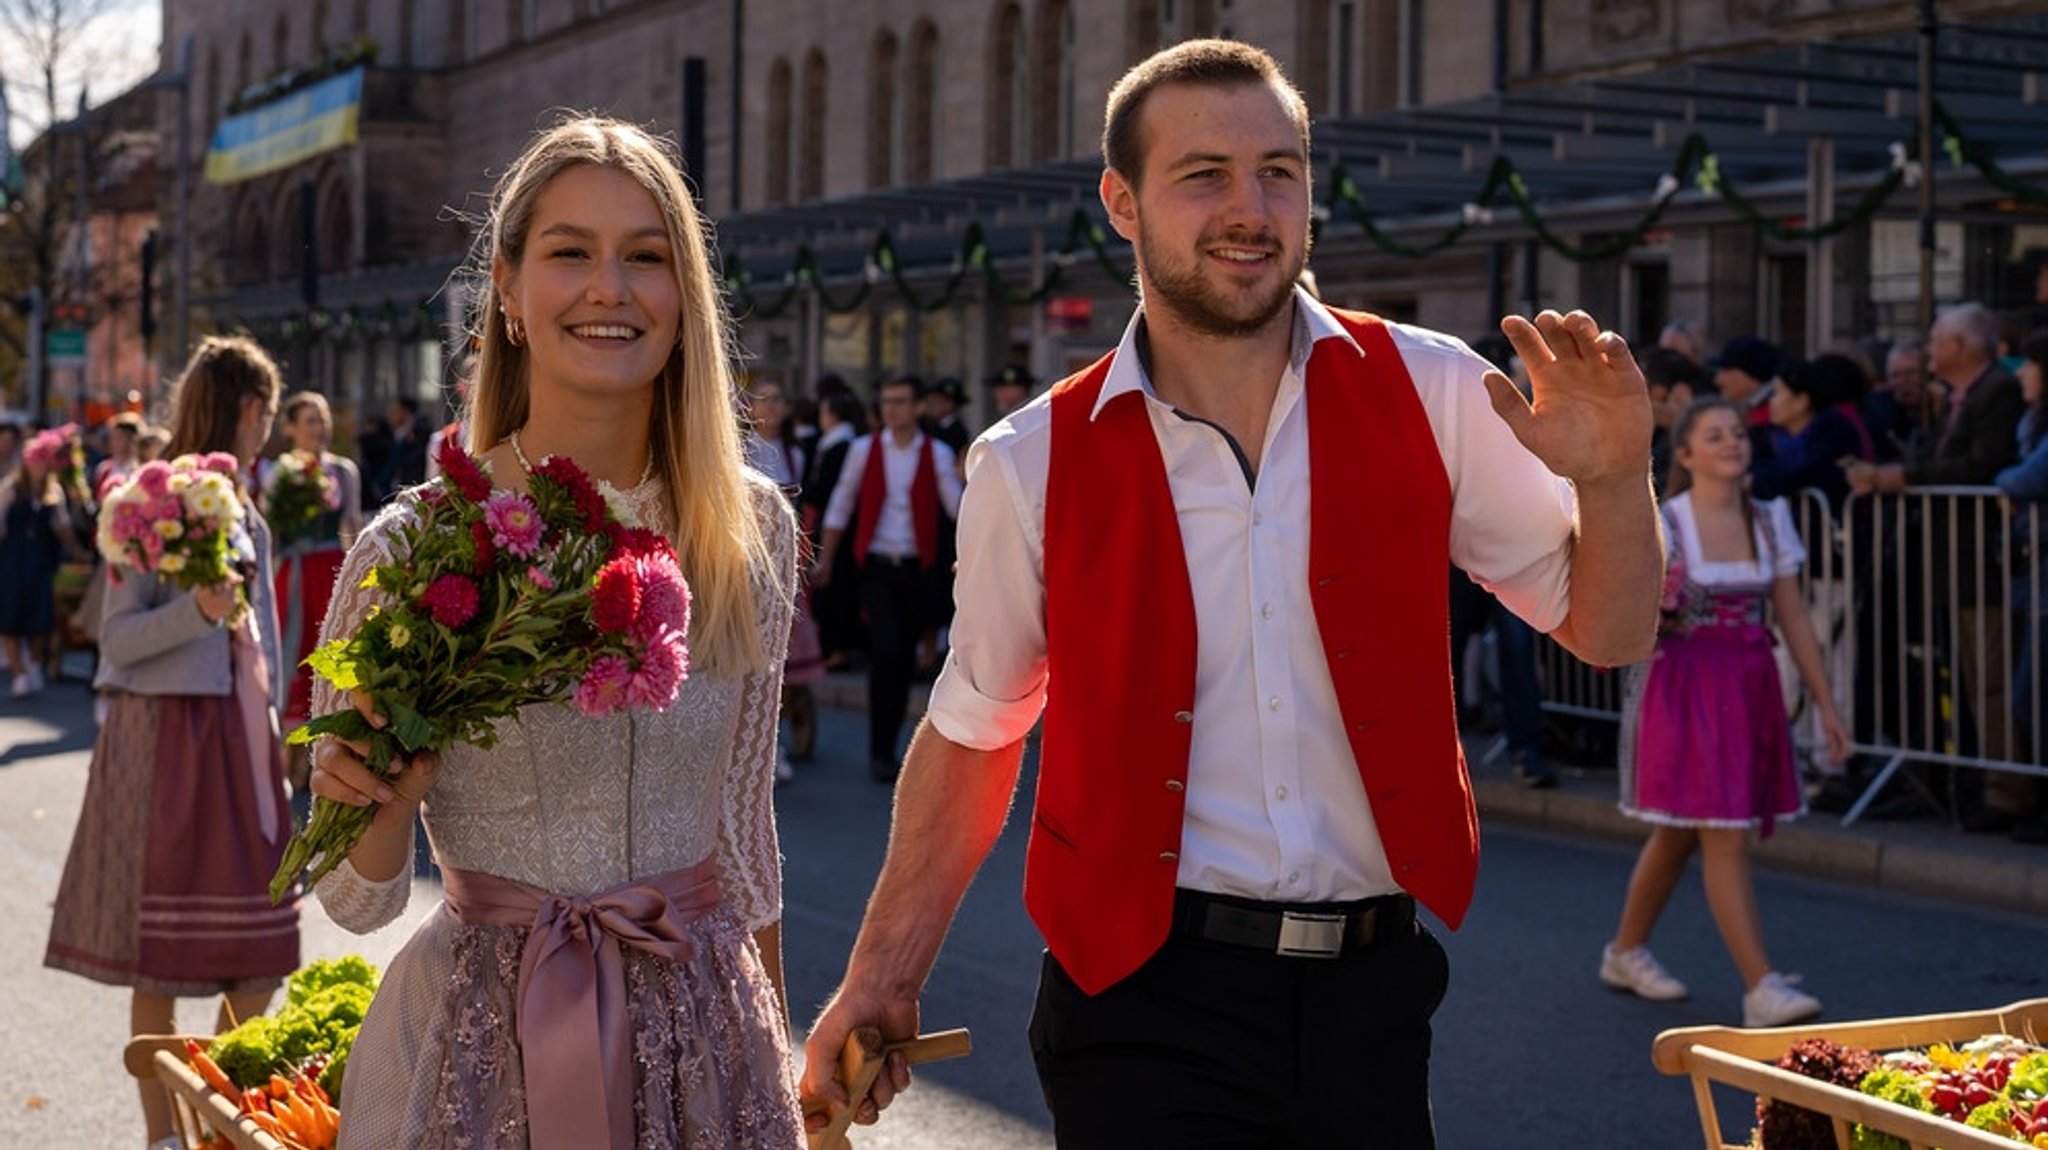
[{"left": 185, "top": 1046, "right": 237, "bottom": 1097}]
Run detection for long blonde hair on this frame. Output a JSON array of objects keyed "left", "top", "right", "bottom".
[{"left": 460, "top": 116, "right": 772, "bottom": 676}]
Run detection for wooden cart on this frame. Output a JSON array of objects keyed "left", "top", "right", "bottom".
[
  {"left": 1652, "top": 997, "right": 2048, "bottom": 1150},
  {"left": 122, "top": 1036, "right": 288, "bottom": 1150}
]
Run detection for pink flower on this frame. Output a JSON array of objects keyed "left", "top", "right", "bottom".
[
  {"left": 483, "top": 492, "right": 545, "bottom": 558},
  {"left": 574, "top": 655, "right": 636, "bottom": 716},
  {"left": 526, "top": 566, "right": 556, "bottom": 591},
  {"left": 134, "top": 460, "right": 172, "bottom": 497},
  {"left": 626, "top": 637, "right": 687, "bottom": 710},
  {"left": 199, "top": 452, "right": 241, "bottom": 475},
  {"left": 631, "top": 554, "right": 691, "bottom": 649},
  {"left": 421, "top": 573, "right": 481, "bottom": 628}
]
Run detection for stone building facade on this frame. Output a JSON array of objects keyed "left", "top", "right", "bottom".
[{"left": 153, "top": 0, "right": 2048, "bottom": 430}]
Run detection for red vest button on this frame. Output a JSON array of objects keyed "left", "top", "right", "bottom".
[{"left": 1159, "top": 851, "right": 1178, "bottom": 862}]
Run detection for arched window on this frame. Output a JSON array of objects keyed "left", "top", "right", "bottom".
[
  {"left": 353, "top": 0, "right": 371, "bottom": 38},
  {"left": 766, "top": 57, "right": 792, "bottom": 206},
  {"left": 203, "top": 47, "right": 220, "bottom": 132},
  {"left": 233, "top": 188, "right": 269, "bottom": 284},
  {"left": 460, "top": 0, "right": 480, "bottom": 61},
  {"left": 512, "top": 0, "right": 538, "bottom": 42},
  {"left": 986, "top": 3, "right": 1026, "bottom": 169},
  {"left": 905, "top": 19, "right": 940, "bottom": 183},
  {"left": 273, "top": 12, "right": 291, "bottom": 72},
  {"left": 799, "top": 49, "right": 828, "bottom": 200},
  {"left": 400, "top": 3, "right": 416, "bottom": 66},
  {"left": 1032, "top": 0, "right": 1073, "bottom": 161},
  {"left": 312, "top": 0, "right": 329, "bottom": 52},
  {"left": 236, "top": 31, "right": 252, "bottom": 97},
  {"left": 867, "top": 30, "right": 899, "bottom": 189},
  {"left": 1127, "top": 0, "right": 1160, "bottom": 61}
]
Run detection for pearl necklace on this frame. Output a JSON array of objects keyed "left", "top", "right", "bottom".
[{"left": 507, "top": 429, "right": 655, "bottom": 490}]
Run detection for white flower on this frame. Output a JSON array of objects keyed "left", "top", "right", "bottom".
[
  {"left": 154, "top": 519, "right": 184, "bottom": 540},
  {"left": 597, "top": 481, "right": 642, "bottom": 529},
  {"left": 183, "top": 478, "right": 229, "bottom": 523},
  {"left": 158, "top": 553, "right": 187, "bottom": 574}
]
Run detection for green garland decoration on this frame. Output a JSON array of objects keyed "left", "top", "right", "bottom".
[{"left": 717, "top": 99, "right": 2044, "bottom": 308}]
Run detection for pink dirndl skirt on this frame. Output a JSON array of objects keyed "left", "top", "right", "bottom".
[{"left": 1620, "top": 625, "right": 1805, "bottom": 838}]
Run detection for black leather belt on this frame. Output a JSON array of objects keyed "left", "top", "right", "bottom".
[{"left": 1172, "top": 889, "right": 1417, "bottom": 959}]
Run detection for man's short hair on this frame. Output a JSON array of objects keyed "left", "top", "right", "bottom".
[
  {"left": 1102, "top": 39, "right": 1309, "bottom": 186},
  {"left": 877, "top": 374, "right": 924, "bottom": 400},
  {"left": 1934, "top": 302, "right": 2000, "bottom": 358}
]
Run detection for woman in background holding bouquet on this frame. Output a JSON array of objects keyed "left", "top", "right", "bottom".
[
  {"left": 263, "top": 391, "right": 363, "bottom": 781},
  {"left": 307, "top": 117, "right": 803, "bottom": 1148},
  {"left": 44, "top": 336, "right": 297, "bottom": 1150},
  {"left": 1599, "top": 397, "right": 1849, "bottom": 1030},
  {"left": 0, "top": 429, "right": 80, "bottom": 696}
]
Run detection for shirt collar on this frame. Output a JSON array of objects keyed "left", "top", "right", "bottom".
[{"left": 1090, "top": 285, "right": 1365, "bottom": 421}]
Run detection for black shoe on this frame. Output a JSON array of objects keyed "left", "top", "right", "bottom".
[
  {"left": 869, "top": 758, "right": 900, "bottom": 784},
  {"left": 1514, "top": 753, "right": 1558, "bottom": 790}
]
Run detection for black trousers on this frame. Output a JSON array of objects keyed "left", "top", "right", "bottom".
[
  {"left": 857, "top": 557, "right": 935, "bottom": 762},
  {"left": 1028, "top": 916, "right": 1449, "bottom": 1149}
]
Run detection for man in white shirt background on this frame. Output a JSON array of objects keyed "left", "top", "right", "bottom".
[
  {"left": 801, "top": 39, "right": 1661, "bottom": 1150},
  {"left": 814, "top": 375, "right": 963, "bottom": 783}
]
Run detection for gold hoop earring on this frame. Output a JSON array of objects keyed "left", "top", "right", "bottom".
[{"left": 505, "top": 314, "right": 526, "bottom": 347}]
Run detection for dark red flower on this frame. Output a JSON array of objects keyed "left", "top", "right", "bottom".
[
  {"left": 534, "top": 455, "right": 608, "bottom": 532},
  {"left": 421, "top": 573, "right": 481, "bottom": 628},
  {"left": 436, "top": 439, "right": 492, "bottom": 503},
  {"left": 471, "top": 519, "right": 496, "bottom": 572},
  {"left": 592, "top": 557, "right": 641, "bottom": 635}
]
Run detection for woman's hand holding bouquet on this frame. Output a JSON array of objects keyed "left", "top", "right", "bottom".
[{"left": 270, "top": 440, "right": 692, "bottom": 902}]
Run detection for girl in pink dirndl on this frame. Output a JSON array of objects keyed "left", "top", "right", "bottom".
[
  {"left": 44, "top": 337, "right": 298, "bottom": 1150},
  {"left": 306, "top": 118, "right": 803, "bottom": 1149},
  {"left": 263, "top": 391, "right": 365, "bottom": 734},
  {"left": 1600, "top": 397, "right": 1850, "bottom": 1029}
]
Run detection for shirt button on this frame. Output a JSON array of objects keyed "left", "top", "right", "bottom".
[
  {"left": 1253, "top": 512, "right": 1264, "bottom": 527},
  {"left": 1269, "top": 696, "right": 1282, "bottom": 711},
  {"left": 1287, "top": 870, "right": 1303, "bottom": 885},
  {"left": 1260, "top": 602, "right": 1274, "bottom": 620},
  {"left": 1274, "top": 786, "right": 1289, "bottom": 801},
  {"left": 1160, "top": 851, "right": 1179, "bottom": 862},
  {"left": 1164, "top": 779, "right": 1184, "bottom": 793},
  {"left": 1173, "top": 710, "right": 1194, "bottom": 724}
]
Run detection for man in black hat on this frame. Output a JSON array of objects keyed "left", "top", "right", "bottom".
[
  {"left": 921, "top": 376, "right": 972, "bottom": 455},
  {"left": 990, "top": 364, "right": 1035, "bottom": 418},
  {"left": 1709, "top": 335, "right": 1783, "bottom": 430}
]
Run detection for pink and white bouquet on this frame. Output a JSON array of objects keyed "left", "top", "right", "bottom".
[
  {"left": 264, "top": 449, "right": 342, "bottom": 547},
  {"left": 96, "top": 453, "right": 247, "bottom": 590},
  {"left": 269, "top": 438, "right": 692, "bottom": 901},
  {"left": 23, "top": 422, "right": 87, "bottom": 490}
]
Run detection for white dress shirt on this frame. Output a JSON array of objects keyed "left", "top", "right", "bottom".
[
  {"left": 821, "top": 430, "right": 963, "bottom": 559},
  {"left": 927, "top": 288, "right": 1580, "bottom": 903}
]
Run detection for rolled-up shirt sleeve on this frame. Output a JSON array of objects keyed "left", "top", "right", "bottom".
[{"left": 926, "top": 426, "right": 1049, "bottom": 750}]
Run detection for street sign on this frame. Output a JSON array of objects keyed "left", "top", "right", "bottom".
[{"left": 46, "top": 328, "right": 86, "bottom": 366}]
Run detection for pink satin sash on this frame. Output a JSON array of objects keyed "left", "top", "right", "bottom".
[{"left": 439, "top": 858, "right": 722, "bottom": 1150}]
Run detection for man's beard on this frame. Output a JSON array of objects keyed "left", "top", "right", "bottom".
[{"left": 1137, "top": 224, "right": 1306, "bottom": 339}]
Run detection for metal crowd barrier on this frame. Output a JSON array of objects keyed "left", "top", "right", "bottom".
[{"left": 1529, "top": 486, "right": 2047, "bottom": 827}]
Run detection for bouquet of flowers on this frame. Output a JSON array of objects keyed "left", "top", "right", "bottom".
[
  {"left": 96, "top": 453, "right": 248, "bottom": 598},
  {"left": 264, "top": 449, "right": 342, "bottom": 547},
  {"left": 23, "top": 422, "right": 86, "bottom": 489},
  {"left": 269, "top": 439, "right": 692, "bottom": 902}
]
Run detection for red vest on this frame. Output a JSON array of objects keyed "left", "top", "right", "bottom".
[
  {"left": 852, "top": 433, "right": 939, "bottom": 569},
  {"left": 1032, "top": 310, "right": 1474, "bottom": 996}
]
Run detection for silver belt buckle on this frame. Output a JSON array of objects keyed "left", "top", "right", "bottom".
[{"left": 1275, "top": 911, "right": 1347, "bottom": 958}]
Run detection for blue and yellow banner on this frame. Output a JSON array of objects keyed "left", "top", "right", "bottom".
[{"left": 205, "top": 68, "right": 363, "bottom": 184}]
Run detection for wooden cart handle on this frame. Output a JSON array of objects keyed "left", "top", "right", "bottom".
[{"left": 803, "top": 1027, "right": 972, "bottom": 1150}]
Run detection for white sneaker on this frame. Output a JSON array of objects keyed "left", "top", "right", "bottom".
[
  {"left": 1600, "top": 943, "right": 1690, "bottom": 1001},
  {"left": 8, "top": 674, "right": 29, "bottom": 698},
  {"left": 26, "top": 665, "right": 45, "bottom": 692},
  {"left": 1743, "top": 971, "right": 1822, "bottom": 1028}
]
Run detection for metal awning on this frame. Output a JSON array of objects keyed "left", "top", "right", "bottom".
[{"left": 718, "top": 8, "right": 2048, "bottom": 302}]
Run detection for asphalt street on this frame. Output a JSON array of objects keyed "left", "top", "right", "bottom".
[{"left": 4, "top": 673, "right": 2046, "bottom": 1148}]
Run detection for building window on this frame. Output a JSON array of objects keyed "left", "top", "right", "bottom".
[
  {"left": 236, "top": 31, "right": 252, "bottom": 96},
  {"left": 766, "top": 58, "right": 792, "bottom": 206},
  {"left": 906, "top": 19, "right": 939, "bottom": 183},
  {"left": 400, "top": 3, "right": 416, "bottom": 66},
  {"left": 1400, "top": 0, "right": 1422, "bottom": 107},
  {"left": 1128, "top": 0, "right": 1159, "bottom": 60},
  {"left": 354, "top": 0, "right": 371, "bottom": 38},
  {"left": 461, "top": 0, "right": 480, "bottom": 61},
  {"left": 273, "top": 12, "right": 291, "bottom": 73},
  {"left": 203, "top": 47, "right": 220, "bottom": 130},
  {"left": 799, "top": 49, "right": 827, "bottom": 200},
  {"left": 987, "top": 3, "right": 1024, "bottom": 169},
  {"left": 515, "top": 0, "right": 539, "bottom": 41},
  {"left": 1330, "top": 0, "right": 1355, "bottom": 117},
  {"left": 868, "top": 30, "right": 899, "bottom": 189},
  {"left": 1031, "top": 0, "right": 1074, "bottom": 162},
  {"left": 313, "top": 0, "right": 330, "bottom": 51}
]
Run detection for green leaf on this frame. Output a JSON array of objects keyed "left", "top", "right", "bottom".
[
  {"left": 383, "top": 699, "right": 438, "bottom": 752},
  {"left": 304, "top": 640, "right": 362, "bottom": 691},
  {"left": 290, "top": 709, "right": 374, "bottom": 745}
]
